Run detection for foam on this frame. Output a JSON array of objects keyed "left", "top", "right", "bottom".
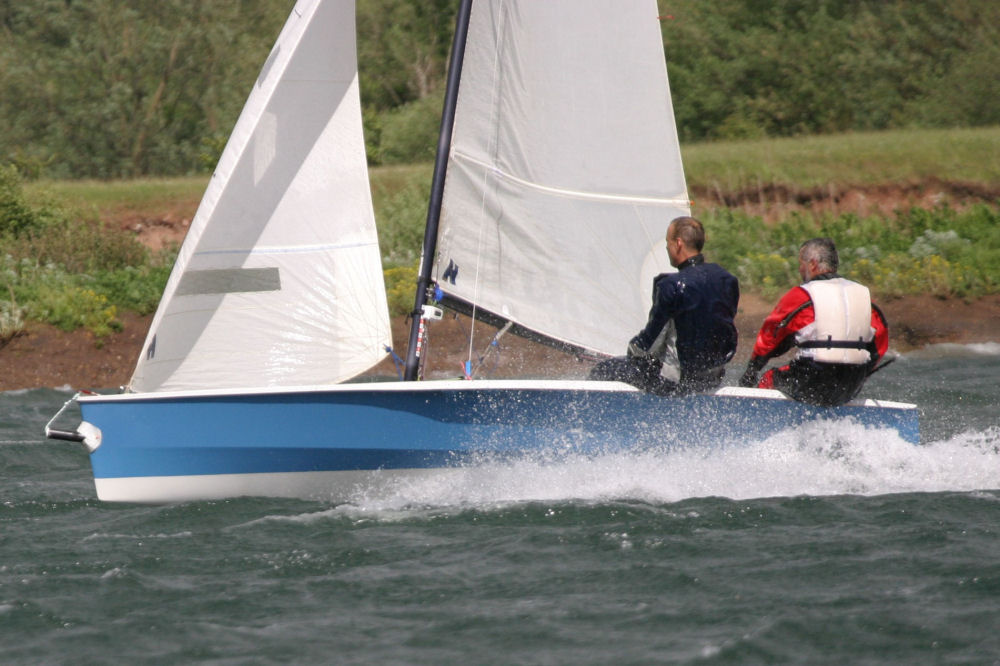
[{"left": 337, "top": 423, "right": 1000, "bottom": 514}]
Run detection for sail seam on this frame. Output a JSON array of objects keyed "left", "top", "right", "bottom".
[{"left": 451, "top": 150, "right": 690, "bottom": 206}]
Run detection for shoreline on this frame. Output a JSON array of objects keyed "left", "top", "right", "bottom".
[
  {"left": 3, "top": 292, "right": 998, "bottom": 392},
  {"left": 6, "top": 177, "right": 997, "bottom": 392}
]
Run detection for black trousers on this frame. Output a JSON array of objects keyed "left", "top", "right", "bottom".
[
  {"left": 588, "top": 356, "right": 724, "bottom": 396},
  {"left": 770, "top": 358, "right": 871, "bottom": 407}
]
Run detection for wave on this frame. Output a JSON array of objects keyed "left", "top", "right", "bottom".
[
  {"left": 261, "top": 422, "right": 1000, "bottom": 517},
  {"left": 82, "top": 531, "right": 194, "bottom": 541}
]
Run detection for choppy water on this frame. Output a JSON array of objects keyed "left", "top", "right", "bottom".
[{"left": 2, "top": 344, "right": 999, "bottom": 664}]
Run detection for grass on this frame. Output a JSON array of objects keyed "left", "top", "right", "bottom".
[
  {"left": 24, "top": 176, "right": 208, "bottom": 213},
  {"left": 27, "top": 125, "right": 999, "bottom": 216},
  {"left": 682, "top": 126, "right": 1000, "bottom": 190}
]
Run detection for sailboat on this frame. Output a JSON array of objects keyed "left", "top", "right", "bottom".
[{"left": 46, "top": 0, "right": 918, "bottom": 503}]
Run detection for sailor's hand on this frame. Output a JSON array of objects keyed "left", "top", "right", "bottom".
[
  {"left": 739, "top": 356, "right": 765, "bottom": 387},
  {"left": 626, "top": 339, "right": 648, "bottom": 359}
]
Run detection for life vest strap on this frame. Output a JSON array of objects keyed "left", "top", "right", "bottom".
[
  {"left": 778, "top": 299, "right": 812, "bottom": 329},
  {"left": 798, "top": 335, "right": 868, "bottom": 350}
]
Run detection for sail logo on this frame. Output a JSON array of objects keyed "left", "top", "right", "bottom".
[{"left": 443, "top": 260, "right": 459, "bottom": 284}]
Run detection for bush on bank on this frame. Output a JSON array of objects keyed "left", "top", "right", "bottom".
[
  {"left": 2, "top": 163, "right": 998, "bottom": 339},
  {"left": 1, "top": 166, "right": 170, "bottom": 341},
  {"left": 706, "top": 204, "right": 1000, "bottom": 300}
]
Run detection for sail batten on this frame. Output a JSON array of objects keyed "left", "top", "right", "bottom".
[{"left": 452, "top": 149, "right": 689, "bottom": 205}]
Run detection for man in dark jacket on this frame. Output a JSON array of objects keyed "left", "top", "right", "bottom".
[{"left": 590, "top": 216, "right": 740, "bottom": 395}]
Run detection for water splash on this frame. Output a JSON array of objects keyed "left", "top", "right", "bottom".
[{"left": 342, "top": 422, "right": 1000, "bottom": 514}]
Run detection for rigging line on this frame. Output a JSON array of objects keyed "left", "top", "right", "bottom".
[
  {"left": 454, "top": 310, "right": 487, "bottom": 378},
  {"left": 450, "top": 150, "right": 691, "bottom": 207},
  {"left": 472, "top": 321, "right": 513, "bottom": 377},
  {"left": 466, "top": 0, "right": 509, "bottom": 370}
]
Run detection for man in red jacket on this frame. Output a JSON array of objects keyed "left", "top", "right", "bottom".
[{"left": 738, "top": 237, "right": 889, "bottom": 406}]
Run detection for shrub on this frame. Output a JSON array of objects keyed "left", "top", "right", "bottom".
[
  {"left": 384, "top": 263, "right": 417, "bottom": 317},
  {"left": 26, "top": 284, "right": 121, "bottom": 339},
  {"left": 376, "top": 181, "right": 429, "bottom": 264},
  {"left": 7, "top": 219, "right": 148, "bottom": 274},
  {"left": 4, "top": 255, "right": 126, "bottom": 339},
  {"left": 707, "top": 205, "right": 999, "bottom": 300},
  {"left": 908, "top": 229, "right": 970, "bottom": 260},
  {"left": 734, "top": 252, "right": 797, "bottom": 299},
  {"left": 1, "top": 165, "right": 65, "bottom": 236},
  {"left": 2, "top": 172, "right": 161, "bottom": 339},
  {"left": 376, "top": 94, "right": 442, "bottom": 164},
  {"left": 91, "top": 263, "right": 172, "bottom": 315},
  {"left": 0, "top": 297, "right": 25, "bottom": 347},
  {"left": 705, "top": 208, "right": 802, "bottom": 274},
  {"left": 0, "top": 254, "right": 24, "bottom": 345},
  {"left": 0, "top": 166, "right": 36, "bottom": 236}
]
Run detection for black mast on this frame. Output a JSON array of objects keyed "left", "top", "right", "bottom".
[{"left": 403, "top": 0, "right": 474, "bottom": 381}]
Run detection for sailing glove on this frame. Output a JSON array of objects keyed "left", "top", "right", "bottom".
[{"left": 739, "top": 355, "right": 767, "bottom": 388}]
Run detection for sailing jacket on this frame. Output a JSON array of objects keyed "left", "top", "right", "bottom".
[
  {"left": 748, "top": 273, "right": 887, "bottom": 366},
  {"left": 741, "top": 273, "right": 889, "bottom": 405},
  {"left": 630, "top": 254, "right": 740, "bottom": 380}
]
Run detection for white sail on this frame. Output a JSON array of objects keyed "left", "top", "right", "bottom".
[
  {"left": 433, "top": 0, "right": 689, "bottom": 357},
  {"left": 130, "top": 0, "right": 390, "bottom": 393}
]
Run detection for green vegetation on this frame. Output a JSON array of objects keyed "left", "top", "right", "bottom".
[
  {"left": 683, "top": 127, "right": 1000, "bottom": 190},
  {"left": 28, "top": 127, "right": 1000, "bottom": 209},
  {"left": 3, "top": 127, "right": 999, "bottom": 339},
  {"left": 706, "top": 205, "right": 1000, "bottom": 300},
  {"left": 26, "top": 178, "right": 207, "bottom": 215},
  {"left": 0, "top": 2, "right": 288, "bottom": 178},
  {"left": 383, "top": 264, "right": 419, "bottom": 318},
  {"left": 1, "top": 166, "right": 173, "bottom": 342},
  {"left": 4, "top": 2, "right": 998, "bottom": 346},
  {"left": 370, "top": 165, "right": 433, "bottom": 266},
  {"left": 3, "top": 1, "right": 1000, "bottom": 177},
  {"left": 663, "top": 0, "right": 1000, "bottom": 142}
]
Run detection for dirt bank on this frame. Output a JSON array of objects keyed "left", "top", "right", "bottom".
[{"left": 2, "top": 178, "right": 998, "bottom": 391}]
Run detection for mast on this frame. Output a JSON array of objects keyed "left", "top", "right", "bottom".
[{"left": 403, "top": 0, "right": 474, "bottom": 381}]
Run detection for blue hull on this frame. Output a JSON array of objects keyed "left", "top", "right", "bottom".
[{"left": 75, "top": 381, "right": 919, "bottom": 502}]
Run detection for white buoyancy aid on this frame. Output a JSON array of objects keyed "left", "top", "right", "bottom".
[{"left": 795, "top": 278, "right": 874, "bottom": 364}]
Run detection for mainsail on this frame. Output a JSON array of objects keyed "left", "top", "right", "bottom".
[
  {"left": 432, "top": 0, "right": 690, "bottom": 357},
  {"left": 130, "top": 0, "right": 390, "bottom": 393}
]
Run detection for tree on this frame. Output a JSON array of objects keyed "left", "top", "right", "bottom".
[{"left": 0, "top": 1, "right": 285, "bottom": 177}]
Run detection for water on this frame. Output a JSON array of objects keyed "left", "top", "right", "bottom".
[{"left": 2, "top": 345, "right": 999, "bottom": 664}]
